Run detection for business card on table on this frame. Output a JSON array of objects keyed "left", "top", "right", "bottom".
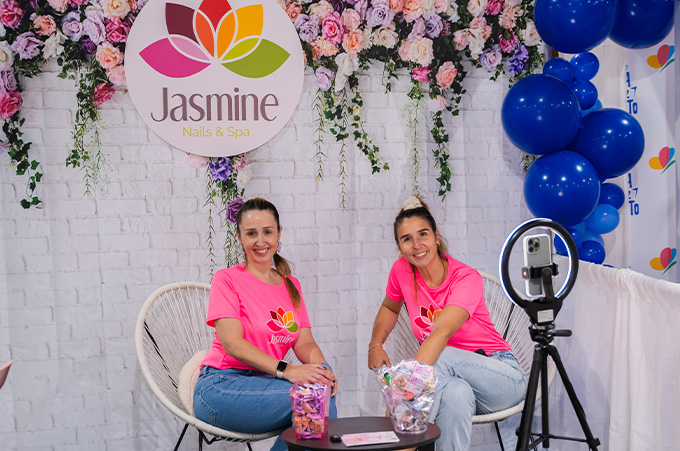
[{"left": 341, "top": 431, "right": 400, "bottom": 447}]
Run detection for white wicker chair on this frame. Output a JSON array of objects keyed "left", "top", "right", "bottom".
[
  {"left": 382, "top": 272, "right": 556, "bottom": 451},
  {"left": 134, "top": 282, "right": 298, "bottom": 451}
]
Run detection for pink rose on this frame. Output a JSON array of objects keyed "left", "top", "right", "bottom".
[
  {"left": 433, "top": 0, "right": 448, "bottom": 13},
  {"left": 0, "top": 1, "right": 23, "bottom": 29},
  {"left": 470, "top": 16, "right": 491, "bottom": 41},
  {"left": 106, "top": 64, "right": 125, "bottom": 86},
  {"left": 185, "top": 153, "right": 209, "bottom": 168},
  {"left": 322, "top": 11, "right": 344, "bottom": 45},
  {"left": 398, "top": 40, "right": 411, "bottom": 61},
  {"left": 411, "top": 66, "right": 429, "bottom": 82},
  {"left": 96, "top": 42, "right": 124, "bottom": 70},
  {"left": 499, "top": 32, "right": 518, "bottom": 53},
  {"left": 69, "top": 0, "right": 90, "bottom": 5},
  {"left": 341, "top": 8, "right": 360, "bottom": 32},
  {"left": 389, "top": 0, "right": 404, "bottom": 13},
  {"left": 93, "top": 82, "right": 115, "bottom": 105},
  {"left": 402, "top": 0, "right": 423, "bottom": 22},
  {"left": 47, "top": 0, "right": 68, "bottom": 12},
  {"left": 427, "top": 95, "right": 447, "bottom": 112},
  {"left": 452, "top": 29, "right": 469, "bottom": 50},
  {"left": 0, "top": 90, "right": 21, "bottom": 119},
  {"left": 286, "top": 2, "right": 302, "bottom": 22},
  {"left": 485, "top": 0, "right": 503, "bottom": 15},
  {"left": 33, "top": 15, "right": 57, "bottom": 37},
  {"left": 105, "top": 18, "right": 131, "bottom": 43},
  {"left": 436, "top": 61, "right": 457, "bottom": 88},
  {"left": 342, "top": 30, "right": 363, "bottom": 58}
]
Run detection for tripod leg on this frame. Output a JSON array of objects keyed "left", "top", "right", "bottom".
[
  {"left": 541, "top": 354, "right": 549, "bottom": 448},
  {"left": 546, "top": 346, "right": 600, "bottom": 450},
  {"left": 515, "top": 346, "right": 543, "bottom": 451}
]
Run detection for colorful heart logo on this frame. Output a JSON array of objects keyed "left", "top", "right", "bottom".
[
  {"left": 266, "top": 306, "right": 299, "bottom": 333},
  {"left": 140, "top": 0, "right": 290, "bottom": 78},
  {"left": 649, "top": 146, "right": 676, "bottom": 173},
  {"left": 650, "top": 247, "right": 677, "bottom": 274},
  {"left": 647, "top": 44, "right": 675, "bottom": 72}
]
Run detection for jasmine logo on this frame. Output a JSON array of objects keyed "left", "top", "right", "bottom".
[{"left": 125, "top": 0, "right": 304, "bottom": 157}]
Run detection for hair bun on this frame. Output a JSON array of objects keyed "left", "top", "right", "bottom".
[{"left": 402, "top": 196, "right": 423, "bottom": 211}]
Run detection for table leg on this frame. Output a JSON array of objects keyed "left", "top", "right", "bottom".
[{"left": 418, "top": 443, "right": 435, "bottom": 451}]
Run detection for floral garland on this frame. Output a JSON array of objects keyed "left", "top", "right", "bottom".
[{"left": 286, "top": 0, "right": 544, "bottom": 197}]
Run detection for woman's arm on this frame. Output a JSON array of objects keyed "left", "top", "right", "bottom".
[
  {"left": 215, "top": 318, "right": 335, "bottom": 391},
  {"left": 292, "top": 328, "right": 338, "bottom": 396},
  {"left": 414, "top": 305, "right": 469, "bottom": 365},
  {"left": 368, "top": 295, "right": 403, "bottom": 369}
]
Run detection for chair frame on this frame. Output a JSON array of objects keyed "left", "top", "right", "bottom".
[
  {"left": 382, "top": 271, "right": 555, "bottom": 451},
  {"left": 135, "top": 282, "right": 286, "bottom": 451}
]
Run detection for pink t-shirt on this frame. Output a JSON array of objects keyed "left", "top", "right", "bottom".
[
  {"left": 386, "top": 255, "right": 510, "bottom": 355},
  {"left": 201, "top": 264, "right": 311, "bottom": 370}
]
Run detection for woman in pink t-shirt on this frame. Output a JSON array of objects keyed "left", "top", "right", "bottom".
[
  {"left": 193, "top": 198, "right": 337, "bottom": 451},
  {"left": 368, "top": 196, "right": 526, "bottom": 451}
]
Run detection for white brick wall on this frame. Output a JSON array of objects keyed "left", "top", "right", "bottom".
[{"left": 0, "top": 62, "right": 533, "bottom": 450}]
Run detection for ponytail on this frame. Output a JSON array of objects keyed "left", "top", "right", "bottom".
[{"left": 273, "top": 252, "right": 301, "bottom": 309}]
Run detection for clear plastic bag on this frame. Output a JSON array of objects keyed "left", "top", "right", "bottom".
[
  {"left": 374, "top": 360, "right": 439, "bottom": 434},
  {"left": 289, "top": 381, "right": 331, "bottom": 440}
]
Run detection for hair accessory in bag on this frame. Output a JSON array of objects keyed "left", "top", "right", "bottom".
[{"left": 402, "top": 196, "right": 423, "bottom": 211}]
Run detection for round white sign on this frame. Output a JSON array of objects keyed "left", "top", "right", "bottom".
[{"left": 125, "top": 0, "right": 304, "bottom": 157}]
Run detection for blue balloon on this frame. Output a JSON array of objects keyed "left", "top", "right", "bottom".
[
  {"left": 599, "top": 183, "right": 625, "bottom": 209},
  {"left": 571, "top": 79, "right": 598, "bottom": 110},
  {"left": 571, "top": 221, "right": 587, "bottom": 235},
  {"left": 502, "top": 75, "right": 581, "bottom": 155},
  {"left": 582, "top": 231, "right": 605, "bottom": 247},
  {"left": 585, "top": 204, "right": 620, "bottom": 234},
  {"left": 580, "top": 240, "right": 606, "bottom": 264},
  {"left": 570, "top": 52, "right": 600, "bottom": 80},
  {"left": 609, "top": 0, "right": 676, "bottom": 49},
  {"left": 534, "top": 0, "right": 618, "bottom": 54},
  {"left": 543, "top": 58, "right": 575, "bottom": 83},
  {"left": 581, "top": 99, "right": 603, "bottom": 117},
  {"left": 555, "top": 229, "right": 583, "bottom": 256},
  {"left": 570, "top": 108, "right": 645, "bottom": 179},
  {"left": 524, "top": 150, "right": 601, "bottom": 227}
]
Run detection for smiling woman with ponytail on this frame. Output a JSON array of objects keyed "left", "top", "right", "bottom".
[{"left": 193, "top": 197, "right": 337, "bottom": 451}]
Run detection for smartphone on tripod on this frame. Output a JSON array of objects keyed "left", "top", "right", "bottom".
[{"left": 523, "top": 233, "right": 552, "bottom": 298}]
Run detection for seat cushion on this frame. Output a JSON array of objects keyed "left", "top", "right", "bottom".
[{"left": 178, "top": 350, "right": 208, "bottom": 415}]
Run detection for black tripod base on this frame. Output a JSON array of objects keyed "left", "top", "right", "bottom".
[{"left": 515, "top": 331, "right": 600, "bottom": 451}]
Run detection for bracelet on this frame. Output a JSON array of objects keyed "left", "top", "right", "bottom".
[
  {"left": 368, "top": 344, "right": 383, "bottom": 352},
  {"left": 320, "top": 362, "right": 333, "bottom": 371}
]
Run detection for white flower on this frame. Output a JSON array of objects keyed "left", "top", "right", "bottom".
[
  {"left": 467, "top": 29, "right": 485, "bottom": 58},
  {"left": 308, "top": 0, "right": 334, "bottom": 20},
  {"left": 521, "top": 19, "right": 542, "bottom": 46},
  {"left": 101, "top": 0, "right": 131, "bottom": 19},
  {"left": 236, "top": 167, "right": 252, "bottom": 189},
  {"left": 427, "top": 95, "right": 448, "bottom": 112},
  {"left": 445, "top": 5, "right": 460, "bottom": 22},
  {"left": 362, "top": 26, "right": 374, "bottom": 50},
  {"left": 335, "top": 52, "right": 358, "bottom": 77},
  {"left": 402, "top": 196, "right": 423, "bottom": 210},
  {"left": 373, "top": 24, "right": 398, "bottom": 48},
  {"left": 334, "top": 73, "right": 348, "bottom": 92},
  {"left": 0, "top": 23, "right": 5, "bottom": 39},
  {"left": 0, "top": 41, "right": 14, "bottom": 70},
  {"left": 467, "top": 0, "right": 488, "bottom": 17},
  {"left": 408, "top": 37, "right": 434, "bottom": 67},
  {"left": 421, "top": 0, "right": 435, "bottom": 17},
  {"left": 43, "top": 31, "right": 66, "bottom": 60}
]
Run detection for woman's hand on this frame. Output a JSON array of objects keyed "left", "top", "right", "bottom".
[
  {"left": 284, "top": 363, "right": 338, "bottom": 396},
  {"left": 368, "top": 345, "right": 391, "bottom": 369}
]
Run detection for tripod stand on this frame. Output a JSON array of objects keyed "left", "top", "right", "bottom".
[{"left": 515, "top": 324, "right": 601, "bottom": 451}]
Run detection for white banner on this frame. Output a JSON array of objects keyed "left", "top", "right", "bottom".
[{"left": 624, "top": 31, "right": 677, "bottom": 281}]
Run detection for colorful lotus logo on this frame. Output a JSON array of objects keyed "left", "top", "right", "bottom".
[
  {"left": 647, "top": 45, "right": 674, "bottom": 72},
  {"left": 649, "top": 146, "right": 675, "bottom": 174},
  {"left": 140, "top": 0, "right": 290, "bottom": 78},
  {"left": 266, "top": 306, "right": 299, "bottom": 333},
  {"left": 650, "top": 247, "right": 676, "bottom": 274},
  {"left": 413, "top": 305, "right": 442, "bottom": 329}
]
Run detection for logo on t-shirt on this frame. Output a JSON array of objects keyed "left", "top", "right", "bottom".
[
  {"left": 413, "top": 305, "right": 442, "bottom": 340},
  {"left": 266, "top": 306, "right": 299, "bottom": 333}
]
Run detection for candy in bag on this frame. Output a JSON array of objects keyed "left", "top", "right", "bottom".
[{"left": 289, "top": 381, "right": 331, "bottom": 440}]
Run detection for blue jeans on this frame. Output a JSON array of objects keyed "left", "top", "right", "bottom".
[
  {"left": 193, "top": 367, "right": 338, "bottom": 451},
  {"left": 429, "top": 348, "right": 527, "bottom": 451}
]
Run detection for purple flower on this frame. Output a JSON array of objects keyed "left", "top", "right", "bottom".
[
  {"left": 0, "top": 140, "right": 9, "bottom": 154},
  {"left": 137, "top": 0, "right": 151, "bottom": 9},
  {"left": 366, "top": 0, "right": 393, "bottom": 28},
  {"left": 0, "top": 69, "right": 16, "bottom": 93},
  {"left": 226, "top": 197, "right": 245, "bottom": 225},
  {"left": 209, "top": 157, "right": 232, "bottom": 181},
  {"left": 297, "top": 15, "right": 319, "bottom": 43},
  {"left": 407, "top": 18, "right": 425, "bottom": 42},
  {"left": 83, "top": 15, "right": 106, "bottom": 44},
  {"left": 329, "top": 0, "right": 345, "bottom": 13},
  {"left": 11, "top": 32, "right": 42, "bottom": 59},
  {"left": 480, "top": 44, "right": 501, "bottom": 70},
  {"left": 26, "top": 0, "right": 38, "bottom": 12},
  {"left": 81, "top": 37, "right": 96, "bottom": 54},
  {"left": 62, "top": 11, "right": 84, "bottom": 42},
  {"left": 314, "top": 66, "right": 334, "bottom": 91},
  {"left": 354, "top": 0, "right": 368, "bottom": 20},
  {"left": 507, "top": 45, "right": 528, "bottom": 77},
  {"left": 441, "top": 21, "right": 451, "bottom": 37},
  {"left": 344, "top": 0, "right": 359, "bottom": 5},
  {"left": 424, "top": 14, "right": 443, "bottom": 39}
]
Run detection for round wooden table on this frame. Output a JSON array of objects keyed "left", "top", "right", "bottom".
[{"left": 282, "top": 416, "right": 440, "bottom": 451}]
